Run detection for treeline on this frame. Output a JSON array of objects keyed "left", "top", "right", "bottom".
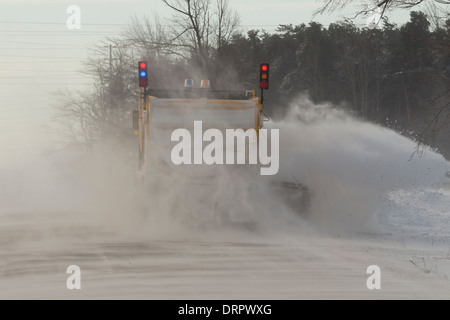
[
  {"left": 128, "top": 11, "right": 449, "bottom": 125},
  {"left": 58, "top": 7, "right": 449, "bottom": 156},
  {"left": 226, "top": 12, "right": 449, "bottom": 127}
]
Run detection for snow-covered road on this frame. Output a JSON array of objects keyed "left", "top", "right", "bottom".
[
  {"left": 1, "top": 208, "right": 449, "bottom": 299},
  {"left": 1, "top": 98, "right": 450, "bottom": 299}
]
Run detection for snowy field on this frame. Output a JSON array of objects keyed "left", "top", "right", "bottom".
[{"left": 1, "top": 98, "right": 450, "bottom": 299}]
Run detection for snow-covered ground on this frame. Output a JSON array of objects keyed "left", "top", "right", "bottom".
[{"left": 1, "top": 96, "right": 450, "bottom": 299}]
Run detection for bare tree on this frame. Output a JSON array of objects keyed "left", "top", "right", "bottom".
[
  {"left": 317, "top": 0, "right": 450, "bottom": 155},
  {"left": 52, "top": 0, "right": 241, "bottom": 151},
  {"left": 123, "top": 0, "right": 240, "bottom": 77},
  {"left": 214, "top": 0, "right": 240, "bottom": 60},
  {"left": 163, "top": 0, "right": 213, "bottom": 69},
  {"left": 52, "top": 42, "right": 138, "bottom": 151},
  {"left": 316, "top": 0, "right": 450, "bottom": 19},
  {"left": 424, "top": 0, "right": 450, "bottom": 30}
]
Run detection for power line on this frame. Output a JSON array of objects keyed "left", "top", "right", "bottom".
[
  {"left": 0, "top": 83, "right": 89, "bottom": 85},
  {"left": 0, "top": 108, "right": 53, "bottom": 112},
  {"left": 0, "top": 60, "right": 84, "bottom": 63},
  {"left": 0, "top": 117, "right": 52, "bottom": 122},
  {"left": 0, "top": 82, "right": 89, "bottom": 85},
  {"left": 0, "top": 30, "right": 119, "bottom": 34},
  {"left": 0, "top": 69, "right": 82, "bottom": 72},
  {"left": 0, "top": 75, "right": 85, "bottom": 78},
  {"left": 0, "top": 54, "right": 85, "bottom": 59},
  {"left": 0, "top": 47, "right": 87, "bottom": 50},
  {"left": 0, "top": 21, "right": 127, "bottom": 26},
  {"left": 0, "top": 21, "right": 281, "bottom": 27},
  {"left": 0, "top": 102, "right": 51, "bottom": 105},
  {"left": 0, "top": 32, "right": 120, "bottom": 36},
  {"left": 0, "top": 40, "right": 92, "bottom": 47},
  {"left": 0, "top": 95, "right": 51, "bottom": 99}
]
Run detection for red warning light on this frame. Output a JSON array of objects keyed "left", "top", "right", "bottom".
[
  {"left": 139, "top": 79, "right": 148, "bottom": 87},
  {"left": 138, "top": 60, "right": 148, "bottom": 88},
  {"left": 259, "top": 63, "right": 269, "bottom": 90},
  {"left": 259, "top": 80, "right": 269, "bottom": 90}
]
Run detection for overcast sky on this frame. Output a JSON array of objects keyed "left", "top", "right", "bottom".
[{"left": 0, "top": 0, "right": 429, "bottom": 160}]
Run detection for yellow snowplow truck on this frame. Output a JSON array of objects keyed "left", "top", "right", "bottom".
[{"left": 132, "top": 62, "right": 309, "bottom": 225}]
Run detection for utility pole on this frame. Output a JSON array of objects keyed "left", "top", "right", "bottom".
[
  {"left": 104, "top": 44, "right": 118, "bottom": 129},
  {"left": 105, "top": 43, "right": 118, "bottom": 100},
  {"left": 109, "top": 44, "right": 113, "bottom": 83},
  {"left": 109, "top": 44, "right": 113, "bottom": 113}
]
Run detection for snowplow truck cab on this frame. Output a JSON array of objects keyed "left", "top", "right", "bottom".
[
  {"left": 135, "top": 85, "right": 264, "bottom": 178},
  {"left": 132, "top": 70, "right": 310, "bottom": 223}
]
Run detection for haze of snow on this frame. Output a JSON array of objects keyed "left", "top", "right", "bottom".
[{"left": 1, "top": 94, "right": 450, "bottom": 299}]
